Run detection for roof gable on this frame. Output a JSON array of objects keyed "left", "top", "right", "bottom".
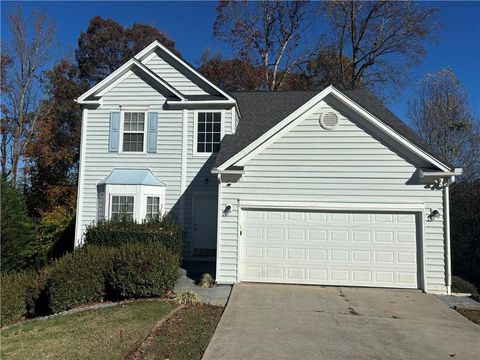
[
  {"left": 214, "top": 87, "right": 454, "bottom": 172},
  {"left": 77, "top": 58, "right": 185, "bottom": 104},
  {"left": 142, "top": 50, "right": 209, "bottom": 95},
  {"left": 77, "top": 40, "right": 236, "bottom": 106},
  {"left": 135, "top": 41, "right": 234, "bottom": 102}
]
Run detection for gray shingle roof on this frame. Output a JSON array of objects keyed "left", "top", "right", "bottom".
[{"left": 213, "top": 88, "right": 453, "bottom": 170}]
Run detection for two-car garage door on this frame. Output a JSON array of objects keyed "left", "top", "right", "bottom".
[{"left": 241, "top": 209, "right": 419, "bottom": 289}]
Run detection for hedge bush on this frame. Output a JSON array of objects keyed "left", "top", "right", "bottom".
[
  {"left": 44, "top": 242, "right": 180, "bottom": 314},
  {"left": 2, "top": 242, "right": 180, "bottom": 325},
  {"left": 1, "top": 272, "right": 29, "bottom": 326},
  {"left": 84, "top": 215, "right": 184, "bottom": 255},
  {"left": 106, "top": 242, "right": 180, "bottom": 299},
  {"left": 45, "top": 246, "right": 111, "bottom": 314},
  {"left": 0, "top": 270, "right": 48, "bottom": 327}
]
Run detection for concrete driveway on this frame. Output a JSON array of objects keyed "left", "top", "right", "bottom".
[{"left": 203, "top": 284, "right": 480, "bottom": 360}]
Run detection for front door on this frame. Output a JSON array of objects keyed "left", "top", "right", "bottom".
[{"left": 192, "top": 196, "right": 218, "bottom": 257}]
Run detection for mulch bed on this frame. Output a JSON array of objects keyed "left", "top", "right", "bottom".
[
  {"left": 125, "top": 305, "right": 223, "bottom": 360},
  {"left": 456, "top": 308, "right": 480, "bottom": 325}
]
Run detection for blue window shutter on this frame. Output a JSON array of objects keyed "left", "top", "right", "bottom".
[
  {"left": 147, "top": 112, "right": 158, "bottom": 153},
  {"left": 109, "top": 112, "right": 120, "bottom": 152}
]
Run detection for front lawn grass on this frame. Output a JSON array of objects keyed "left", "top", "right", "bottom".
[
  {"left": 127, "top": 305, "right": 223, "bottom": 360},
  {"left": 1, "top": 300, "right": 177, "bottom": 360}
]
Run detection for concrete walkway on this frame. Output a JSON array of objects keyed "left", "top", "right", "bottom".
[
  {"left": 174, "top": 269, "right": 231, "bottom": 307},
  {"left": 203, "top": 284, "right": 480, "bottom": 360}
]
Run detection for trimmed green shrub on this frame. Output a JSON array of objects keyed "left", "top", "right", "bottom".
[
  {"left": 45, "top": 246, "right": 112, "bottom": 313},
  {"left": 106, "top": 242, "right": 180, "bottom": 299},
  {"left": 2, "top": 242, "right": 181, "bottom": 322},
  {"left": 1, "top": 272, "right": 29, "bottom": 326},
  {"left": 452, "top": 276, "right": 479, "bottom": 295},
  {"left": 1, "top": 266, "right": 76, "bottom": 326},
  {"left": 24, "top": 266, "right": 53, "bottom": 317},
  {"left": 84, "top": 215, "right": 184, "bottom": 255}
]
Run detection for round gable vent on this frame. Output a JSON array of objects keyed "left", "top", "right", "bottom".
[{"left": 319, "top": 112, "right": 339, "bottom": 130}]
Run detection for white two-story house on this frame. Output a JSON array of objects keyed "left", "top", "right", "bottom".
[{"left": 75, "top": 40, "right": 461, "bottom": 294}]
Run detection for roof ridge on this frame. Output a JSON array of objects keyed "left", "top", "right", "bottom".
[{"left": 231, "top": 90, "right": 320, "bottom": 94}]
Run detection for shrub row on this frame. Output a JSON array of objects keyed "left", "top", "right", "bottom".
[
  {"left": 84, "top": 216, "right": 184, "bottom": 255},
  {"left": 1, "top": 242, "right": 180, "bottom": 326},
  {"left": 0, "top": 268, "right": 51, "bottom": 326}
]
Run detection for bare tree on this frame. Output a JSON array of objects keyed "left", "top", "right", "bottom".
[
  {"left": 408, "top": 69, "right": 480, "bottom": 178},
  {"left": 1, "top": 6, "right": 56, "bottom": 184},
  {"left": 324, "top": 1, "right": 441, "bottom": 95},
  {"left": 213, "top": 1, "right": 319, "bottom": 91},
  {"left": 1, "top": 53, "right": 13, "bottom": 178}
]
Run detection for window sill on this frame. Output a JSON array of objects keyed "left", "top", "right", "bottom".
[
  {"left": 119, "top": 151, "right": 148, "bottom": 155},
  {"left": 193, "top": 152, "right": 217, "bottom": 158}
]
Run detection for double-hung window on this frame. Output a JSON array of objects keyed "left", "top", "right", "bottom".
[
  {"left": 146, "top": 196, "right": 161, "bottom": 221},
  {"left": 196, "top": 111, "right": 221, "bottom": 154},
  {"left": 122, "top": 112, "right": 145, "bottom": 152},
  {"left": 111, "top": 195, "right": 134, "bottom": 220}
]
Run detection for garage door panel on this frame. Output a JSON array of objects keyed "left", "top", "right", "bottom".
[
  {"left": 242, "top": 209, "right": 419, "bottom": 289},
  {"left": 243, "top": 263, "right": 418, "bottom": 288},
  {"left": 246, "top": 246, "right": 416, "bottom": 263}
]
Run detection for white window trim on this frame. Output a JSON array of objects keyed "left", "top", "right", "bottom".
[
  {"left": 145, "top": 195, "right": 164, "bottom": 220},
  {"left": 193, "top": 109, "right": 224, "bottom": 157},
  {"left": 102, "top": 184, "right": 166, "bottom": 223},
  {"left": 119, "top": 110, "right": 148, "bottom": 154},
  {"left": 109, "top": 193, "right": 136, "bottom": 220}
]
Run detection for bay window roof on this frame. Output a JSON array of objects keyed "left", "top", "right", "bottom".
[{"left": 98, "top": 169, "right": 166, "bottom": 186}]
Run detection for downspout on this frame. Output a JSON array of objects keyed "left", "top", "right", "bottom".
[
  {"left": 215, "top": 174, "right": 222, "bottom": 284},
  {"left": 443, "top": 177, "right": 454, "bottom": 295}
]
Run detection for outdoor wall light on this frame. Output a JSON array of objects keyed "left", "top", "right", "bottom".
[
  {"left": 427, "top": 209, "right": 441, "bottom": 222},
  {"left": 223, "top": 205, "right": 232, "bottom": 216}
]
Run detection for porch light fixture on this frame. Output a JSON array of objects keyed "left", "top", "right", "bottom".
[
  {"left": 223, "top": 205, "right": 232, "bottom": 216},
  {"left": 427, "top": 209, "right": 441, "bottom": 222}
]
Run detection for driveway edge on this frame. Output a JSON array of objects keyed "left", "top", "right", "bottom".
[{"left": 201, "top": 285, "right": 237, "bottom": 360}]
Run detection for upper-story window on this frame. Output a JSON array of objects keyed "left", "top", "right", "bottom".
[
  {"left": 195, "top": 111, "right": 221, "bottom": 155},
  {"left": 122, "top": 112, "right": 145, "bottom": 152}
]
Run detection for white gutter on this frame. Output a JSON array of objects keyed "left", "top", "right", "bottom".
[
  {"left": 75, "top": 99, "right": 101, "bottom": 105},
  {"left": 211, "top": 168, "right": 245, "bottom": 175},
  {"left": 168, "top": 100, "right": 236, "bottom": 106},
  {"left": 419, "top": 169, "right": 463, "bottom": 178}
]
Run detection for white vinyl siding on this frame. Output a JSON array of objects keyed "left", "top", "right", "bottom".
[
  {"left": 143, "top": 52, "right": 208, "bottom": 95},
  {"left": 218, "top": 100, "right": 447, "bottom": 294},
  {"left": 77, "top": 70, "right": 182, "bottom": 236},
  {"left": 181, "top": 109, "right": 232, "bottom": 255},
  {"left": 77, "top": 69, "right": 235, "bottom": 249}
]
